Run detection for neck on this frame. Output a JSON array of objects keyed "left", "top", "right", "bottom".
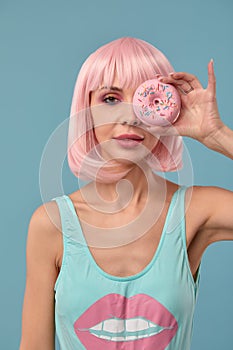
[{"left": 82, "top": 162, "right": 166, "bottom": 214}]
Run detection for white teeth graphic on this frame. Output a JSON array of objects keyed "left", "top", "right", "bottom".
[
  {"left": 91, "top": 323, "right": 103, "bottom": 331},
  {"left": 103, "top": 318, "right": 125, "bottom": 333},
  {"left": 125, "top": 318, "right": 150, "bottom": 332},
  {"left": 99, "top": 334, "right": 112, "bottom": 340},
  {"left": 87, "top": 317, "right": 173, "bottom": 342},
  {"left": 111, "top": 335, "right": 137, "bottom": 341}
]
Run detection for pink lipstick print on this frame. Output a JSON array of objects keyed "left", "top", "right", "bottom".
[{"left": 74, "top": 293, "right": 178, "bottom": 349}]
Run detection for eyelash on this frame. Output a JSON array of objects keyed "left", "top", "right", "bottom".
[{"left": 102, "top": 95, "right": 120, "bottom": 104}]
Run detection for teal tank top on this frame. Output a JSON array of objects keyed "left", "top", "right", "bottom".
[{"left": 52, "top": 185, "right": 200, "bottom": 350}]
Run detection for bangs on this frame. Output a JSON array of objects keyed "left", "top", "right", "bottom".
[{"left": 85, "top": 37, "right": 174, "bottom": 93}]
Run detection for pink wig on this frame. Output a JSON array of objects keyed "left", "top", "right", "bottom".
[{"left": 67, "top": 37, "right": 183, "bottom": 183}]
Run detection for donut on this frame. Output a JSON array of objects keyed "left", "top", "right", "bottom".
[{"left": 133, "top": 78, "right": 181, "bottom": 126}]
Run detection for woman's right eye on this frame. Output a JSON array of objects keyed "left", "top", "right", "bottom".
[{"left": 103, "top": 96, "right": 120, "bottom": 105}]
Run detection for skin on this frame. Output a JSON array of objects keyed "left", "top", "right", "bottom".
[{"left": 19, "top": 60, "right": 233, "bottom": 349}]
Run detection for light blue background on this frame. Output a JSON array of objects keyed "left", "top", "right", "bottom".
[{"left": 1, "top": 0, "right": 233, "bottom": 349}]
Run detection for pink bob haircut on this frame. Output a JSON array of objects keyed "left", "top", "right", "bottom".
[{"left": 67, "top": 37, "right": 183, "bottom": 183}]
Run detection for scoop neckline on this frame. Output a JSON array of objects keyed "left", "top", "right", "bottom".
[{"left": 64, "top": 186, "right": 182, "bottom": 282}]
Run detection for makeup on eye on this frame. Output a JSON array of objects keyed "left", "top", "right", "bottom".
[
  {"left": 94, "top": 85, "right": 135, "bottom": 105},
  {"left": 102, "top": 95, "right": 121, "bottom": 104}
]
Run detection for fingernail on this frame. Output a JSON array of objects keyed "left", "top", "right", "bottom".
[
  {"left": 169, "top": 72, "right": 175, "bottom": 76},
  {"left": 210, "top": 58, "right": 214, "bottom": 65}
]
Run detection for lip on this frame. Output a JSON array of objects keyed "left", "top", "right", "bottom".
[
  {"left": 113, "top": 134, "right": 144, "bottom": 149},
  {"left": 113, "top": 139, "right": 143, "bottom": 148},
  {"left": 114, "top": 133, "right": 144, "bottom": 140},
  {"left": 74, "top": 293, "right": 178, "bottom": 350}
]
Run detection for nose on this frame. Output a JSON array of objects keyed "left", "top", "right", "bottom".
[
  {"left": 119, "top": 102, "right": 142, "bottom": 126},
  {"left": 121, "top": 119, "right": 141, "bottom": 126}
]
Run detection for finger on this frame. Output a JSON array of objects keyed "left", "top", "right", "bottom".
[
  {"left": 159, "top": 72, "right": 202, "bottom": 90},
  {"left": 207, "top": 59, "right": 216, "bottom": 96},
  {"left": 158, "top": 76, "right": 195, "bottom": 95},
  {"left": 169, "top": 72, "right": 202, "bottom": 89}
]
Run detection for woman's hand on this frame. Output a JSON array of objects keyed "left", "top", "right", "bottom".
[{"left": 149, "top": 60, "right": 225, "bottom": 148}]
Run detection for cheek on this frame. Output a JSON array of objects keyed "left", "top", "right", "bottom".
[
  {"left": 91, "top": 103, "right": 122, "bottom": 129},
  {"left": 91, "top": 105, "right": 113, "bottom": 131},
  {"left": 93, "top": 124, "right": 113, "bottom": 143},
  {"left": 91, "top": 107, "right": 116, "bottom": 143}
]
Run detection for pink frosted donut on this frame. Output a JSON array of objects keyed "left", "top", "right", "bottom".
[{"left": 133, "top": 79, "right": 181, "bottom": 126}]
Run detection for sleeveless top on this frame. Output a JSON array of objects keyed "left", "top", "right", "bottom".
[{"left": 51, "top": 185, "right": 201, "bottom": 350}]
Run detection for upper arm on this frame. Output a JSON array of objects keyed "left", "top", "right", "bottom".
[
  {"left": 19, "top": 201, "right": 62, "bottom": 350},
  {"left": 192, "top": 186, "right": 233, "bottom": 243}
]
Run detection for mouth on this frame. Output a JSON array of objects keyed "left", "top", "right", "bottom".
[
  {"left": 113, "top": 134, "right": 144, "bottom": 148},
  {"left": 74, "top": 293, "right": 178, "bottom": 350},
  {"left": 114, "top": 133, "right": 144, "bottom": 141}
]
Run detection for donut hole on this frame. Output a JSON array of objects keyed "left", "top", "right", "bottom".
[{"left": 153, "top": 99, "right": 160, "bottom": 105}]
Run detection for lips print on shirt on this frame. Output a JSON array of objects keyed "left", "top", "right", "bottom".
[{"left": 74, "top": 293, "right": 178, "bottom": 350}]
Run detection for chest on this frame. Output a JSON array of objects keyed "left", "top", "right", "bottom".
[
  {"left": 88, "top": 220, "right": 164, "bottom": 277},
  {"left": 68, "top": 200, "right": 173, "bottom": 278},
  {"left": 57, "top": 192, "right": 201, "bottom": 279}
]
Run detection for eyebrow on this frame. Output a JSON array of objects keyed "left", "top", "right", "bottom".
[{"left": 98, "top": 86, "right": 123, "bottom": 92}]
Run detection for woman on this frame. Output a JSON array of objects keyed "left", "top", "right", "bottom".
[{"left": 19, "top": 37, "right": 233, "bottom": 350}]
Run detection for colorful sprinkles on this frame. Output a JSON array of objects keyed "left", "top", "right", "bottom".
[{"left": 136, "top": 82, "right": 178, "bottom": 120}]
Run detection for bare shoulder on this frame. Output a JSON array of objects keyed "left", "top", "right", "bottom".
[
  {"left": 20, "top": 201, "right": 62, "bottom": 349},
  {"left": 27, "top": 200, "right": 63, "bottom": 266},
  {"left": 185, "top": 184, "right": 232, "bottom": 215},
  {"left": 185, "top": 185, "right": 219, "bottom": 225},
  {"left": 30, "top": 200, "right": 62, "bottom": 230},
  {"left": 185, "top": 185, "right": 233, "bottom": 244}
]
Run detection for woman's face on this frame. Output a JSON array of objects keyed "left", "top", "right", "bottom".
[{"left": 90, "top": 76, "right": 159, "bottom": 166}]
